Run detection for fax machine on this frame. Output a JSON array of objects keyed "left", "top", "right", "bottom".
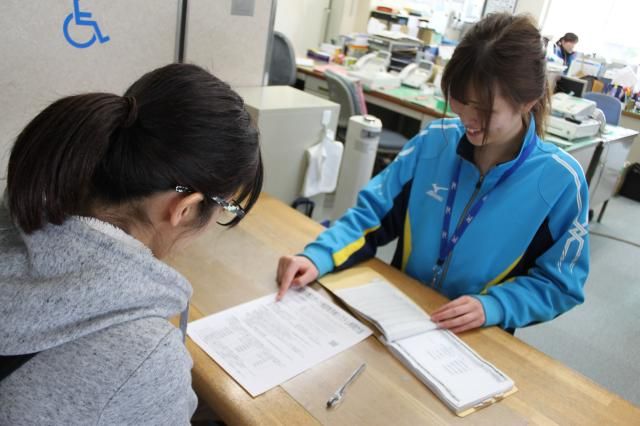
[
  {"left": 547, "top": 93, "right": 603, "bottom": 140},
  {"left": 348, "top": 51, "right": 401, "bottom": 90}
]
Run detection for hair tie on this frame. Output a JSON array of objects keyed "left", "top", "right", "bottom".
[{"left": 122, "top": 96, "right": 138, "bottom": 128}]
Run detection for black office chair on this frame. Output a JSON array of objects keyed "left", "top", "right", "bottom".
[
  {"left": 323, "top": 70, "right": 408, "bottom": 173},
  {"left": 268, "top": 31, "right": 296, "bottom": 86}
]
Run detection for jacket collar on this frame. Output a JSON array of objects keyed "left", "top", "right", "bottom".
[{"left": 456, "top": 113, "right": 537, "bottom": 171}]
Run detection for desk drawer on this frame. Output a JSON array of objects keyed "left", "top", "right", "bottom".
[{"left": 304, "top": 76, "right": 329, "bottom": 99}]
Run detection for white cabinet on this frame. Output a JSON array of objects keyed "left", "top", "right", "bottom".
[{"left": 235, "top": 86, "right": 340, "bottom": 218}]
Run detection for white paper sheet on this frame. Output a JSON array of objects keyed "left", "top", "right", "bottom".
[
  {"left": 187, "top": 288, "right": 372, "bottom": 396},
  {"left": 389, "top": 330, "right": 514, "bottom": 410},
  {"left": 335, "top": 279, "right": 437, "bottom": 342}
]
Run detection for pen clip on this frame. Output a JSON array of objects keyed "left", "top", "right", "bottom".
[
  {"left": 326, "top": 363, "right": 366, "bottom": 409},
  {"left": 326, "top": 392, "right": 342, "bottom": 408}
]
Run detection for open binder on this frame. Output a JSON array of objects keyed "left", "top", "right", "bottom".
[{"left": 320, "top": 267, "right": 517, "bottom": 417}]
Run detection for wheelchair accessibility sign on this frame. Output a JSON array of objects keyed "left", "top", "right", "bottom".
[{"left": 63, "top": 0, "right": 110, "bottom": 48}]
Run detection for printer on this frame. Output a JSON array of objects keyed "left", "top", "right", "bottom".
[
  {"left": 348, "top": 51, "right": 401, "bottom": 90},
  {"left": 547, "top": 93, "right": 602, "bottom": 140}
]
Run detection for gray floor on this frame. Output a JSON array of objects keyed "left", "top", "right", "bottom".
[
  {"left": 375, "top": 196, "right": 640, "bottom": 406},
  {"left": 518, "top": 196, "right": 640, "bottom": 406}
]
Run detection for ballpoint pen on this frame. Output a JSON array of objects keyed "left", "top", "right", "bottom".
[{"left": 326, "top": 362, "right": 366, "bottom": 409}]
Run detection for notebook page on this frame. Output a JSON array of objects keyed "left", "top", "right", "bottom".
[
  {"left": 334, "top": 279, "right": 437, "bottom": 342},
  {"left": 388, "top": 329, "right": 514, "bottom": 411}
]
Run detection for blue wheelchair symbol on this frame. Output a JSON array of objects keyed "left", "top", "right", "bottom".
[{"left": 63, "top": 0, "right": 110, "bottom": 49}]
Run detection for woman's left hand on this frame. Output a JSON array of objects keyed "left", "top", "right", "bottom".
[{"left": 430, "top": 296, "right": 485, "bottom": 334}]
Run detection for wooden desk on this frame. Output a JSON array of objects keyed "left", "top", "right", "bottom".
[
  {"left": 296, "top": 65, "right": 449, "bottom": 127},
  {"left": 168, "top": 195, "right": 640, "bottom": 425}
]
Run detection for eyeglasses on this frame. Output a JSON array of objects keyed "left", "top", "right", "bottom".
[{"left": 175, "top": 185, "right": 245, "bottom": 225}]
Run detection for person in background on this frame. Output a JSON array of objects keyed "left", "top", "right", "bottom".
[
  {"left": 276, "top": 13, "right": 589, "bottom": 335},
  {"left": 0, "top": 63, "right": 262, "bottom": 425},
  {"left": 553, "top": 32, "right": 579, "bottom": 71}
]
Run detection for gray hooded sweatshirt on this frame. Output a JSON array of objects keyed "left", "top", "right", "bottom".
[{"left": 0, "top": 202, "right": 197, "bottom": 425}]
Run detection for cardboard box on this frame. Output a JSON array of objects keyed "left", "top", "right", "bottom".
[{"left": 417, "top": 27, "right": 436, "bottom": 45}]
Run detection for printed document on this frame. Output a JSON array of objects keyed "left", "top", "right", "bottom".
[{"left": 187, "top": 287, "right": 372, "bottom": 396}]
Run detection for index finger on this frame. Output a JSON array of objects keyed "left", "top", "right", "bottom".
[{"left": 276, "top": 262, "right": 297, "bottom": 301}]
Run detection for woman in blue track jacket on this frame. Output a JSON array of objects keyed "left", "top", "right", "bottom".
[
  {"left": 277, "top": 13, "right": 589, "bottom": 333},
  {"left": 553, "top": 32, "right": 579, "bottom": 71}
]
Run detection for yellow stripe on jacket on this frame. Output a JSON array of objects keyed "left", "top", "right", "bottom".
[
  {"left": 332, "top": 226, "right": 381, "bottom": 267},
  {"left": 402, "top": 212, "right": 412, "bottom": 271},
  {"left": 480, "top": 255, "right": 522, "bottom": 294}
]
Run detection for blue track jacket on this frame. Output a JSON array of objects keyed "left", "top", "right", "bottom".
[
  {"left": 303, "top": 117, "right": 590, "bottom": 329},
  {"left": 553, "top": 43, "right": 577, "bottom": 72}
]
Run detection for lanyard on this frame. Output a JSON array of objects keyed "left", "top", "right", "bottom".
[{"left": 432, "top": 140, "right": 535, "bottom": 286}]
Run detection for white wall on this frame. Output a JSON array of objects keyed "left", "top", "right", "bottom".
[
  {"left": 326, "top": 0, "right": 373, "bottom": 41},
  {"left": 273, "top": 0, "right": 330, "bottom": 56},
  {"left": 514, "top": 0, "right": 551, "bottom": 26}
]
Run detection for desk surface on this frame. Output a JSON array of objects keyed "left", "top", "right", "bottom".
[
  {"left": 545, "top": 124, "right": 638, "bottom": 150},
  {"left": 297, "top": 64, "right": 451, "bottom": 120},
  {"left": 234, "top": 85, "right": 339, "bottom": 111},
  {"left": 622, "top": 110, "right": 640, "bottom": 120},
  {"left": 168, "top": 195, "right": 640, "bottom": 425}
]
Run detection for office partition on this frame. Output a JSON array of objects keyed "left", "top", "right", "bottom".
[
  {"left": 184, "top": 0, "right": 275, "bottom": 87},
  {"left": 0, "top": 0, "right": 182, "bottom": 188},
  {"left": 0, "top": 0, "right": 276, "bottom": 191}
]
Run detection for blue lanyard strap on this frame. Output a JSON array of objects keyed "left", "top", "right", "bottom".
[{"left": 437, "top": 140, "right": 536, "bottom": 267}]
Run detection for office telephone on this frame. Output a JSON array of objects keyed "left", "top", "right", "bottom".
[
  {"left": 353, "top": 51, "right": 391, "bottom": 73},
  {"left": 399, "top": 60, "right": 434, "bottom": 88}
]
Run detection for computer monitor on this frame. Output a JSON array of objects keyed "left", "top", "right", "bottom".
[{"left": 554, "top": 75, "right": 587, "bottom": 98}]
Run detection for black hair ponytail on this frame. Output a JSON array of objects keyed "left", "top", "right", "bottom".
[
  {"left": 556, "top": 32, "right": 579, "bottom": 46},
  {"left": 8, "top": 94, "right": 134, "bottom": 233},
  {"left": 8, "top": 63, "right": 262, "bottom": 234}
]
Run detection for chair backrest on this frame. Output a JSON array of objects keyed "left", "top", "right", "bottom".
[
  {"left": 583, "top": 92, "right": 622, "bottom": 125},
  {"left": 324, "top": 70, "right": 367, "bottom": 128},
  {"left": 268, "top": 31, "right": 296, "bottom": 86}
]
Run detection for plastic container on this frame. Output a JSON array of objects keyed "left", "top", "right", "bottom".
[{"left": 347, "top": 43, "right": 368, "bottom": 59}]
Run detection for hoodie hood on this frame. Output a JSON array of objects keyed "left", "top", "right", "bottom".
[{"left": 0, "top": 201, "right": 192, "bottom": 355}]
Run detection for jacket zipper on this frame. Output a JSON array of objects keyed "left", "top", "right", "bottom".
[{"left": 435, "top": 174, "right": 485, "bottom": 290}]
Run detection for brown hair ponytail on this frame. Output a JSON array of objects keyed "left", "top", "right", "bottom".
[{"left": 441, "top": 13, "right": 550, "bottom": 138}]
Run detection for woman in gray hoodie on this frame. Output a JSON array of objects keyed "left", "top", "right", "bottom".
[{"left": 0, "top": 63, "right": 263, "bottom": 425}]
